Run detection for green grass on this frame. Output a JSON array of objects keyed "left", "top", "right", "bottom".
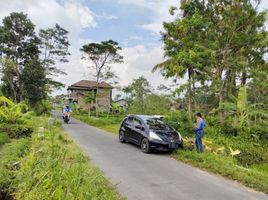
[
  {"left": 252, "top": 163, "right": 268, "bottom": 174},
  {"left": 0, "top": 132, "right": 9, "bottom": 146},
  {"left": 74, "top": 114, "right": 122, "bottom": 134},
  {"left": 173, "top": 149, "right": 268, "bottom": 194},
  {"left": 101, "top": 124, "right": 120, "bottom": 134},
  {"left": 0, "top": 117, "right": 124, "bottom": 200},
  {"left": 0, "top": 138, "right": 29, "bottom": 197}
]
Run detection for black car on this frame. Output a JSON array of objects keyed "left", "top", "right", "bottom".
[{"left": 119, "top": 115, "right": 183, "bottom": 153}]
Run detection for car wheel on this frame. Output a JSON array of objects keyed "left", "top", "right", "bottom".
[
  {"left": 141, "top": 138, "right": 150, "bottom": 153},
  {"left": 119, "top": 131, "right": 126, "bottom": 143}
]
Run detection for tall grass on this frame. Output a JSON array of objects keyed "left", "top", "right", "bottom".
[
  {"left": 173, "top": 150, "right": 268, "bottom": 193},
  {"left": 0, "top": 138, "right": 29, "bottom": 198},
  {"left": 12, "top": 117, "right": 124, "bottom": 200},
  {"left": 0, "top": 132, "right": 9, "bottom": 146},
  {"left": 0, "top": 117, "right": 124, "bottom": 199}
]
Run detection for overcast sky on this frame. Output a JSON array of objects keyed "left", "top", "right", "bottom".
[{"left": 0, "top": 0, "right": 267, "bottom": 96}]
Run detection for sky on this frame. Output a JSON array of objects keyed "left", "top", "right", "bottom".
[{"left": 0, "top": 0, "right": 267, "bottom": 96}]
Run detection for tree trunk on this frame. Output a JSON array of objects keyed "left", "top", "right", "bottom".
[
  {"left": 188, "top": 69, "right": 192, "bottom": 121},
  {"left": 219, "top": 88, "right": 224, "bottom": 124},
  {"left": 192, "top": 70, "right": 196, "bottom": 113},
  {"left": 95, "top": 78, "right": 99, "bottom": 118},
  {"left": 241, "top": 70, "right": 247, "bottom": 86}
]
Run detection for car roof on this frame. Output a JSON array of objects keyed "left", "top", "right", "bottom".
[{"left": 127, "top": 115, "right": 163, "bottom": 120}]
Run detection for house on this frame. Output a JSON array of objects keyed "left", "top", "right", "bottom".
[
  {"left": 114, "top": 99, "right": 128, "bottom": 110},
  {"left": 67, "top": 80, "right": 113, "bottom": 111}
]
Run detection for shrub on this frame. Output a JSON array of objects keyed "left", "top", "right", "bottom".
[
  {"left": 34, "top": 100, "right": 52, "bottom": 115},
  {"left": 0, "top": 96, "right": 31, "bottom": 124},
  {"left": 0, "top": 132, "right": 9, "bottom": 146},
  {"left": 250, "top": 126, "right": 268, "bottom": 141},
  {"left": 220, "top": 123, "right": 238, "bottom": 136},
  {"left": 236, "top": 149, "right": 264, "bottom": 166},
  {"left": 165, "top": 111, "right": 193, "bottom": 136},
  {"left": 0, "top": 124, "right": 33, "bottom": 139},
  {"left": 0, "top": 138, "right": 29, "bottom": 198}
]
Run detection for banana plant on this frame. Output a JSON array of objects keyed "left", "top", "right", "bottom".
[
  {"left": 0, "top": 96, "right": 32, "bottom": 124},
  {"left": 210, "top": 86, "right": 268, "bottom": 132}
]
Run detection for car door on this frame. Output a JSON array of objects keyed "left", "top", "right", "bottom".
[
  {"left": 123, "top": 116, "right": 134, "bottom": 141},
  {"left": 131, "top": 117, "right": 145, "bottom": 144}
]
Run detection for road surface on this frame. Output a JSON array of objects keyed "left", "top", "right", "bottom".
[{"left": 56, "top": 114, "right": 268, "bottom": 200}]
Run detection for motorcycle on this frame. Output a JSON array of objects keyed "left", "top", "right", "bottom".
[{"left": 63, "top": 113, "right": 70, "bottom": 124}]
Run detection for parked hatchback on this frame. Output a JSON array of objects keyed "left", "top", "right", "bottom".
[{"left": 119, "top": 115, "right": 183, "bottom": 153}]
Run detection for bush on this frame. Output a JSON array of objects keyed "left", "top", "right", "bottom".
[
  {"left": 250, "top": 126, "right": 268, "bottom": 141},
  {"left": 0, "top": 132, "right": 9, "bottom": 146},
  {"left": 34, "top": 100, "right": 52, "bottom": 115},
  {"left": 128, "top": 94, "right": 171, "bottom": 115},
  {"left": 0, "top": 96, "right": 31, "bottom": 124},
  {"left": 0, "top": 138, "right": 29, "bottom": 198},
  {"left": 0, "top": 124, "right": 33, "bottom": 139},
  {"left": 230, "top": 139, "right": 268, "bottom": 166},
  {"left": 165, "top": 111, "right": 193, "bottom": 136},
  {"left": 220, "top": 123, "right": 238, "bottom": 136}
]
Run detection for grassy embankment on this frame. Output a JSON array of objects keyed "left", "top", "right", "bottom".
[
  {"left": 74, "top": 113, "right": 268, "bottom": 194},
  {"left": 74, "top": 114, "right": 122, "bottom": 134},
  {"left": 0, "top": 116, "right": 124, "bottom": 200}
]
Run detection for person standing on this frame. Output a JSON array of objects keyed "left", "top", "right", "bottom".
[{"left": 194, "top": 113, "right": 206, "bottom": 152}]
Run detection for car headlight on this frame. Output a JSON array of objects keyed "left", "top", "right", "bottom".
[{"left": 149, "top": 131, "right": 162, "bottom": 141}]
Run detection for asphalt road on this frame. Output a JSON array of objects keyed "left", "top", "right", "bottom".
[{"left": 56, "top": 113, "right": 268, "bottom": 200}]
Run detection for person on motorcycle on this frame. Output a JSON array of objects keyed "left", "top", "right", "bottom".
[{"left": 63, "top": 105, "right": 71, "bottom": 120}]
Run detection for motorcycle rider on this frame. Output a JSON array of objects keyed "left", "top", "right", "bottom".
[{"left": 63, "top": 105, "right": 71, "bottom": 120}]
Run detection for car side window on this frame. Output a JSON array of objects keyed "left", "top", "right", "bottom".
[
  {"left": 126, "top": 116, "right": 134, "bottom": 124},
  {"left": 133, "top": 118, "right": 142, "bottom": 126}
]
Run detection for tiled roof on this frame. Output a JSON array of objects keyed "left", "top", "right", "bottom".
[{"left": 67, "top": 80, "right": 113, "bottom": 90}]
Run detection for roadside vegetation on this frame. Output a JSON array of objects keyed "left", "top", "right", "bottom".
[{"left": 0, "top": 96, "right": 123, "bottom": 199}]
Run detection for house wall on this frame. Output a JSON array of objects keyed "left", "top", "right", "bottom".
[
  {"left": 98, "top": 88, "right": 112, "bottom": 112},
  {"left": 68, "top": 88, "right": 112, "bottom": 112}
]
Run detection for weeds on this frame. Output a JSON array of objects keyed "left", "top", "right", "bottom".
[{"left": 11, "top": 117, "right": 124, "bottom": 200}]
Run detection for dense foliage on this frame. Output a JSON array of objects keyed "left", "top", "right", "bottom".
[
  {"left": 153, "top": 0, "right": 268, "bottom": 129},
  {"left": 0, "top": 12, "right": 70, "bottom": 107}
]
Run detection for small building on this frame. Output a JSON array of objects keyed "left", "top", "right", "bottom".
[
  {"left": 114, "top": 99, "right": 128, "bottom": 110},
  {"left": 67, "top": 80, "right": 113, "bottom": 112}
]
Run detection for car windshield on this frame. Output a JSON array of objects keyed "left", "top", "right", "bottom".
[{"left": 146, "top": 118, "right": 173, "bottom": 131}]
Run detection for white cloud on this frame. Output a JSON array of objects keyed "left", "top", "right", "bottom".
[
  {"left": 112, "top": 44, "right": 173, "bottom": 89},
  {"left": 0, "top": 0, "right": 96, "bottom": 41},
  {"left": 96, "top": 12, "right": 118, "bottom": 20},
  {"left": 117, "top": 0, "right": 180, "bottom": 34}
]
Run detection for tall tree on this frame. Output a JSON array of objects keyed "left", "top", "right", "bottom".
[
  {"left": 0, "top": 12, "right": 71, "bottom": 106},
  {"left": 0, "top": 12, "right": 40, "bottom": 102},
  {"left": 0, "top": 58, "right": 19, "bottom": 103},
  {"left": 127, "top": 76, "right": 151, "bottom": 112},
  {"left": 153, "top": 1, "right": 214, "bottom": 120},
  {"left": 80, "top": 40, "right": 123, "bottom": 117},
  {"left": 39, "top": 24, "right": 70, "bottom": 90},
  {"left": 154, "top": 0, "right": 268, "bottom": 123}
]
